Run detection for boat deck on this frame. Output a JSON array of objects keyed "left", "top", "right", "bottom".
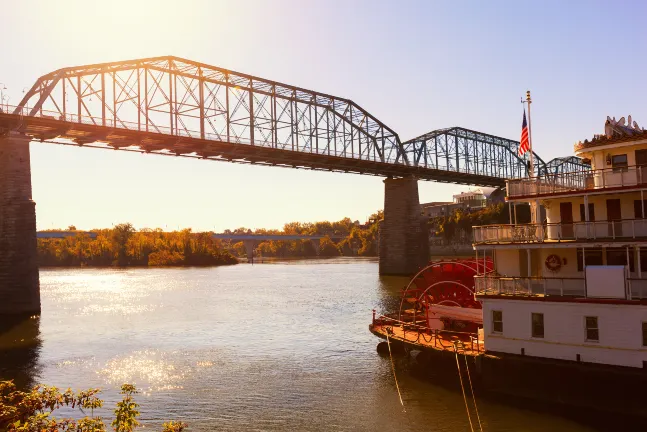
[{"left": 370, "top": 322, "right": 484, "bottom": 357}]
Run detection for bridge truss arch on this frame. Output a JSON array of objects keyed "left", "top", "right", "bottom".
[
  {"left": 15, "top": 56, "right": 407, "bottom": 164},
  {"left": 1, "top": 55, "right": 589, "bottom": 186},
  {"left": 402, "top": 127, "right": 547, "bottom": 180}
]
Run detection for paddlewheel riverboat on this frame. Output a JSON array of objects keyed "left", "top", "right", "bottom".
[
  {"left": 370, "top": 258, "right": 492, "bottom": 358},
  {"left": 370, "top": 115, "right": 647, "bottom": 419}
]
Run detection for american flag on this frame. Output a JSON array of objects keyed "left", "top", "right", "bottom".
[{"left": 518, "top": 110, "right": 530, "bottom": 157}]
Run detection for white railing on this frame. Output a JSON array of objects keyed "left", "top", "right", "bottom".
[
  {"left": 507, "top": 165, "right": 647, "bottom": 198},
  {"left": 473, "top": 219, "right": 647, "bottom": 244},
  {"left": 475, "top": 276, "right": 586, "bottom": 297},
  {"left": 476, "top": 276, "right": 647, "bottom": 299}
]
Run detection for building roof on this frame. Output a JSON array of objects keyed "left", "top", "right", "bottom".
[
  {"left": 453, "top": 187, "right": 496, "bottom": 198},
  {"left": 575, "top": 116, "right": 647, "bottom": 151},
  {"left": 421, "top": 201, "right": 453, "bottom": 207}
]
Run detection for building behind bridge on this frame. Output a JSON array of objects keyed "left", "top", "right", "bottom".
[
  {"left": 423, "top": 187, "right": 508, "bottom": 252},
  {"left": 421, "top": 187, "right": 504, "bottom": 220}
]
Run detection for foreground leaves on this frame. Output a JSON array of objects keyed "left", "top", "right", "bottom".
[{"left": 0, "top": 381, "right": 187, "bottom": 431}]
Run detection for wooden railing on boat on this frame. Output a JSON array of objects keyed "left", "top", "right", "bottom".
[{"left": 370, "top": 312, "right": 484, "bottom": 357}]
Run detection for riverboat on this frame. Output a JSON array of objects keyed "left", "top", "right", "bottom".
[{"left": 370, "top": 116, "right": 647, "bottom": 419}]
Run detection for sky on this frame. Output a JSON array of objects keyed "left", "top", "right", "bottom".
[{"left": 1, "top": 0, "right": 646, "bottom": 231}]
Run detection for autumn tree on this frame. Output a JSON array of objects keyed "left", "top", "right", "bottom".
[{"left": 0, "top": 381, "right": 187, "bottom": 431}]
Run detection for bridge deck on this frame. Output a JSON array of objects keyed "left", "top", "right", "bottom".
[{"left": 0, "top": 112, "right": 506, "bottom": 187}]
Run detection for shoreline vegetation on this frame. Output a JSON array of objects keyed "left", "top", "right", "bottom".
[
  {"left": 0, "top": 381, "right": 187, "bottom": 431},
  {"left": 38, "top": 212, "right": 382, "bottom": 268}
]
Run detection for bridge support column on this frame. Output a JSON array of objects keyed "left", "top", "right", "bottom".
[
  {"left": 0, "top": 133, "right": 40, "bottom": 316},
  {"left": 243, "top": 240, "right": 256, "bottom": 263},
  {"left": 379, "top": 176, "right": 429, "bottom": 276}
]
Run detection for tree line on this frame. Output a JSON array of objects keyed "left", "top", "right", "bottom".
[
  {"left": 38, "top": 223, "right": 238, "bottom": 267},
  {"left": 428, "top": 203, "right": 530, "bottom": 244},
  {"left": 37, "top": 212, "right": 382, "bottom": 267},
  {"left": 222, "top": 211, "right": 382, "bottom": 259}
]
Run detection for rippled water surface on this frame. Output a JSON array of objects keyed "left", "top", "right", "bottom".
[{"left": 1, "top": 259, "right": 598, "bottom": 431}]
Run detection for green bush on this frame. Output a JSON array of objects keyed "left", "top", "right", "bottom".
[{"left": 0, "top": 381, "right": 187, "bottom": 431}]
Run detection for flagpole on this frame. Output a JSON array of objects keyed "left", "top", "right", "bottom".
[
  {"left": 526, "top": 90, "right": 534, "bottom": 177},
  {"left": 525, "top": 90, "right": 540, "bottom": 225}
]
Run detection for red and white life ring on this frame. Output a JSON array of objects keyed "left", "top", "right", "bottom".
[{"left": 545, "top": 254, "right": 562, "bottom": 273}]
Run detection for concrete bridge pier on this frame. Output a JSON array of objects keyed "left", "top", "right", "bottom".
[
  {"left": 243, "top": 240, "right": 256, "bottom": 263},
  {"left": 379, "top": 176, "right": 429, "bottom": 276},
  {"left": 0, "top": 133, "right": 40, "bottom": 316}
]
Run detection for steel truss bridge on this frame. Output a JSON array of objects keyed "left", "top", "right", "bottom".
[{"left": 0, "top": 56, "right": 588, "bottom": 187}]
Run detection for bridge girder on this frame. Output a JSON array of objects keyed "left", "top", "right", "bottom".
[
  {"left": 15, "top": 56, "right": 408, "bottom": 165},
  {"left": 3, "top": 56, "right": 588, "bottom": 185},
  {"left": 402, "top": 126, "right": 551, "bottom": 179},
  {"left": 538, "top": 155, "right": 591, "bottom": 176}
]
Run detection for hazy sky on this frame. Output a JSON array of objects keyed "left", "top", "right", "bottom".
[{"left": 2, "top": 0, "right": 646, "bottom": 231}]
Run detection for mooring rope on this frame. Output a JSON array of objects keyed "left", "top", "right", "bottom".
[
  {"left": 454, "top": 343, "right": 475, "bottom": 432},
  {"left": 464, "top": 355, "right": 483, "bottom": 432},
  {"left": 385, "top": 330, "right": 406, "bottom": 412}
]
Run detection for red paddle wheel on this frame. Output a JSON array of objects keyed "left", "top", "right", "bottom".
[{"left": 398, "top": 258, "right": 494, "bottom": 333}]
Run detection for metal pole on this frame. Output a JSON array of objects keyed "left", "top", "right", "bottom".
[
  {"left": 526, "top": 90, "right": 535, "bottom": 178},
  {"left": 627, "top": 245, "right": 631, "bottom": 274},
  {"left": 638, "top": 246, "right": 642, "bottom": 279},
  {"left": 584, "top": 194, "right": 590, "bottom": 238},
  {"left": 627, "top": 246, "right": 631, "bottom": 300},
  {"left": 514, "top": 202, "right": 517, "bottom": 225}
]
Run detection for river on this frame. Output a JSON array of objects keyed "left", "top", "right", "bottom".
[{"left": 1, "top": 259, "right": 602, "bottom": 431}]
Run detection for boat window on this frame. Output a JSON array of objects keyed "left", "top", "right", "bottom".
[
  {"left": 606, "top": 247, "right": 635, "bottom": 272},
  {"left": 576, "top": 248, "right": 603, "bottom": 271},
  {"left": 612, "top": 154, "right": 628, "bottom": 173},
  {"left": 492, "top": 310, "right": 503, "bottom": 333},
  {"left": 579, "top": 203, "right": 595, "bottom": 222},
  {"left": 531, "top": 313, "right": 544, "bottom": 338},
  {"left": 634, "top": 200, "right": 647, "bottom": 219},
  {"left": 643, "top": 322, "right": 647, "bottom": 347},
  {"left": 640, "top": 250, "right": 647, "bottom": 272},
  {"left": 585, "top": 316, "right": 599, "bottom": 341}
]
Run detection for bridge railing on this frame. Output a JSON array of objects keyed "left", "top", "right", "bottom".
[{"left": 1, "top": 105, "right": 381, "bottom": 161}]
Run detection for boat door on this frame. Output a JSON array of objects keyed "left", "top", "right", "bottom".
[
  {"left": 606, "top": 198, "right": 622, "bottom": 237},
  {"left": 560, "top": 202, "right": 574, "bottom": 239},
  {"left": 637, "top": 149, "right": 647, "bottom": 184}
]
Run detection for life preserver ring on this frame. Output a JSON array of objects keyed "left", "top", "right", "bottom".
[{"left": 545, "top": 254, "right": 562, "bottom": 273}]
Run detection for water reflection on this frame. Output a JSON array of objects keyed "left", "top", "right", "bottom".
[
  {"left": 0, "top": 315, "right": 41, "bottom": 389},
  {"left": 0, "top": 263, "right": 608, "bottom": 430}
]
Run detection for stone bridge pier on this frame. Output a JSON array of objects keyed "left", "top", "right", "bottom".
[
  {"left": 379, "top": 176, "right": 429, "bottom": 276},
  {"left": 0, "top": 133, "right": 40, "bottom": 316}
]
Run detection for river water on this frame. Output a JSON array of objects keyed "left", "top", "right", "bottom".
[{"left": 1, "top": 259, "right": 601, "bottom": 431}]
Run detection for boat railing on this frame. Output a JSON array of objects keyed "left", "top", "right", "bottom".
[
  {"left": 506, "top": 164, "right": 647, "bottom": 198},
  {"left": 371, "top": 312, "right": 483, "bottom": 354},
  {"left": 474, "top": 276, "right": 586, "bottom": 297},
  {"left": 476, "top": 276, "right": 647, "bottom": 300},
  {"left": 473, "top": 219, "right": 647, "bottom": 244}
]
